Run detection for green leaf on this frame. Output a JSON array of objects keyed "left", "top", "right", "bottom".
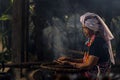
[
  {"left": 0, "top": 14, "right": 11, "bottom": 21},
  {"left": 11, "top": 0, "right": 13, "bottom": 3}
]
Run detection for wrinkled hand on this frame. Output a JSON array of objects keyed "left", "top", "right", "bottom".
[
  {"left": 54, "top": 57, "right": 70, "bottom": 65},
  {"left": 56, "top": 56, "right": 70, "bottom": 61},
  {"left": 54, "top": 60, "right": 69, "bottom": 65}
]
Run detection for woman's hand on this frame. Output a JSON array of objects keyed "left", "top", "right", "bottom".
[
  {"left": 57, "top": 56, "right": 70, "bottom": 61},
  {"left": 54, "top": 56, "right": 71, "bottom": 65},
  {"left": 67, "top": 62, "right": 79, "bottom": 68},
  {"left": 54, "top": 60, "right": 70, "bottom": 65}
]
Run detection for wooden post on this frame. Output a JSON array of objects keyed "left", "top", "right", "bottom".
[
  {"left": 21, "top": 0, "right": 29, "bottom": 62},
  {"left": 12, "top": 0, "right": 29, "bottom": 79},
  {"left": 12, "top": 0, "right": 22, "bottom": 79}
]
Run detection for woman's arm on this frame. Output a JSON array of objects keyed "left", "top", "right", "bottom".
[
  {"left": 69, "top": 58, "right": 83, "bottom": 63},
  {"left": 55, "top": 56, "right": 83, "bottom": 63},
  {"left": 69, "top": 55, "right": 99, "bottom": 69}
]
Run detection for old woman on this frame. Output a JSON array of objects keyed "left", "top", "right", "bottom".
[{"left": 56, "top": 12, "right": 115, "bottom": 80}]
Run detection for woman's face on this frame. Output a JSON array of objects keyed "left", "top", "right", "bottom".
[{"left": 82, "top": 25, "right": 93, "bottom": 38}]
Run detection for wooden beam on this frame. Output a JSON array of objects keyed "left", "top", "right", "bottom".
[{"left": 12, "top": 0, "right": 29, "bottom": 79}]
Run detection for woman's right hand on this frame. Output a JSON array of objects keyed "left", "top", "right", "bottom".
[
  {"left": 53, "top": 56, "right": 71, "bottom": 64},
  {"left": 57, "top": 56, "right": 70, "bottom": 61}
]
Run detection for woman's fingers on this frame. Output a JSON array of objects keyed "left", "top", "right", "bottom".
[
  {"left": 54, "top": 60, "right": 69, "bottom": 65},
  {"left": 54, "top": 59, "right": 63, "bottom": 63},
  {"left": 57, "top": 57, "right": 69, "bottom": 61}
]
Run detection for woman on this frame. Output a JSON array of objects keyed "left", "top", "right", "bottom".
[{"left": 55, "top": 12, "right": 115, "bottom": 79}]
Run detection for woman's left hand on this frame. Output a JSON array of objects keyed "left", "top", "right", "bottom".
[{"left": 68, "top": 62, "right": 82, "bottom": 69}]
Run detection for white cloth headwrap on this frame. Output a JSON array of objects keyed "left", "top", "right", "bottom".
[
  {"left": 84, "top": 18, "right": 99, "bottom": 32},
  {"left": 80, "top": 12, "right": 115, "bottom": 64}
]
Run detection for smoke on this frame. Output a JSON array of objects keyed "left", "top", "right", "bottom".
[
  {"left": 43, "top": 17, "right": 69, "bottom": 59},
  {"left": 43, "top": 14, "right": 86, "bottom": 59}
]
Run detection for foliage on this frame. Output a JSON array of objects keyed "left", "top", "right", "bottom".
[
  {"left": 0, "top": 14, "right": 11, "bottom": 21},
  {"left": 11, "top": 0, "right": 13, "bottom": 3},
  {"left": 0, "top": 0, "right": 12, "bottom": 62},
  {"left": 0, "top": 50, "right": 11, "bottom": 62},
  {"left": 111, "top": 16, "right": 120, "bottom": 59}
]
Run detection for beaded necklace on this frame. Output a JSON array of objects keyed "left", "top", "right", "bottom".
[
  {"left": 85, "top": 35, "right": 96, "bottom": 47},
  {"left": 83, "top": 35, "right": 96, "bottom": 63}
]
